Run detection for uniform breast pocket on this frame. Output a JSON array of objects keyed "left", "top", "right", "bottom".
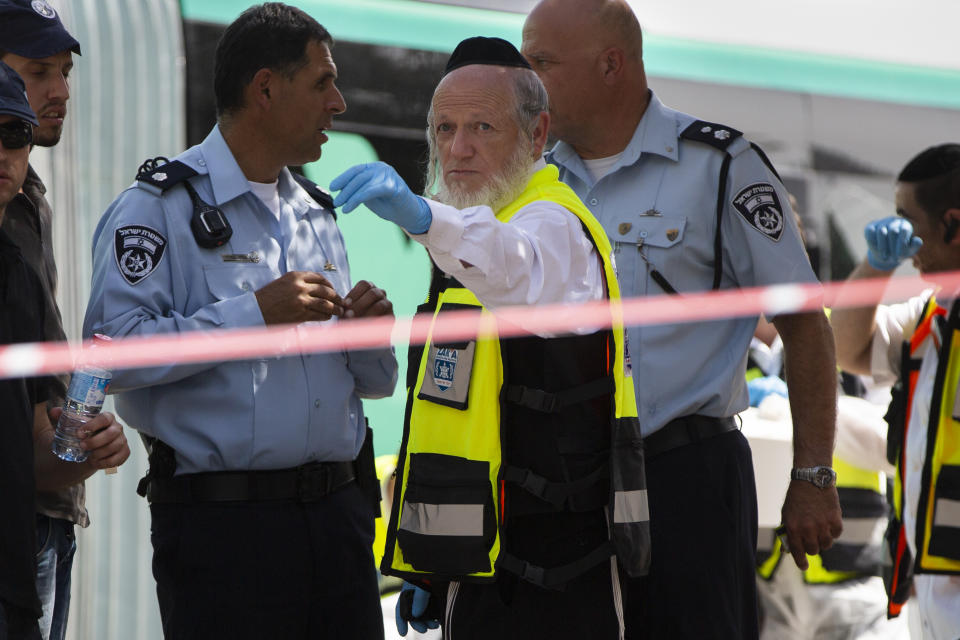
[
  {"left": 202, "top": 264, "right": 275, "bottom": 300},
  {"left": 609, "top": 215, "right": 688, "bottom": 294},
  {"left": 631, "top": 215, "right": 687, "bottom": 252}
]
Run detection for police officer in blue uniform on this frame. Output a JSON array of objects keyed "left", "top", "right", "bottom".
[
  {"left": 522, "top": 1, "right": 843, "bottom": 638},
  {"left": 82, "top": 5, "right": 397, "bottom": 639}
]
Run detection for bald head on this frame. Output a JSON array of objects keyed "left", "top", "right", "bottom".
[
  {"left": 522, "top": 0, "right": 648, "bottom": 157},
  {"left": 526, "top": 0, "right": 642, "bottom": 63}
]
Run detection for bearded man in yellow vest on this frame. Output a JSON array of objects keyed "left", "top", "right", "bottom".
[
  {"left": 833, "top": 143, "right": 960, "bottom": 639},
  {"left": 332, "top": 37, "right": 646, "bottom": 640}
]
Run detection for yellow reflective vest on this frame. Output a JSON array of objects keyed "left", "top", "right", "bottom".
[
  {"left": 380, "top": 165, "right": 649, "bottom": 587},
  {"left": 884, "top": 295, "right": 960, "bottom": 618}
]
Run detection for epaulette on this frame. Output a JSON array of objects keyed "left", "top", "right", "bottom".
[
  {"left": 292, "top": 171, "right": 336, "bottom": 214},
  {"left": 680, "top": 120, "right": 743, "bottom": 153},
  {"left": 135, "top": 157, "right": 198, "bottom": 191}
]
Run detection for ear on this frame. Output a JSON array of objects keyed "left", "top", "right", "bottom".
[
  {"left": 944, "top": 208, "right": 960, "bottom": 245},
  {"left": 530, "top": 111, "right": 550, "bottom": 157},
  {"left": 249, "top": 68, "right": 275, "bottom": 110},
  {"left": 598, "top": 46, "right": 625, "bottom": 85}
]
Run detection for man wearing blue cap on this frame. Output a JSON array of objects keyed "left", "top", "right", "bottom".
[
  {"left": 0, "top": 58, "right": 47, "bottom": 640},
  {"left": 0, "top": 3, "right": 130, "bottom": 640}
]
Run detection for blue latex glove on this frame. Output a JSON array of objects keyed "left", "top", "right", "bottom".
[
  {"left": 864, "top": 216, "right": 922, "bottom": 271},
  {"left": 395, "top": 582, "right": 440, "bottom": 636},
  {"left": 331, "top": 162, "right": 432, "bottom": 235},
  {"left": 747, "top": 375, "right": 788, "bottom": 407}
]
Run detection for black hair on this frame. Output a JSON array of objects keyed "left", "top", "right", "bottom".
[
  {"left": 897, "top": 143, "right": 960, "bottom": 218},
  {"left": 213, "top": 2, "right": 331, "bottom": 118}
]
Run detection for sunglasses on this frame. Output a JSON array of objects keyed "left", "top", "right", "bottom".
[{"left": 0, "top": 121, "right": 33, "bottom": 150}]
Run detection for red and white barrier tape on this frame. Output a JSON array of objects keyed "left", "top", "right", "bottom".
[{"left": 0, "top": 272, "right": 950, "bottom": 380}]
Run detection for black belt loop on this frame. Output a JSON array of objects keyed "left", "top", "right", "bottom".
[
  {"left": 643, "top": 415, "right": 738, "bottom": 459},
  {"left": 148, "top": 460, "right": 356, "bottom": 504}
]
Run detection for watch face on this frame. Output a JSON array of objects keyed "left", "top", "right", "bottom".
[{"left": 814, "top": 467, "right": 835, "bottom": 488}]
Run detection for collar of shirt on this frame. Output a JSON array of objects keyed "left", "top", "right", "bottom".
[
  {"left": 24, "top": 164, "right": 46, "bottom": 197},
  {"left": 547, "top": 91, "right": 681, "bottom": 185},
  {"left": 181, "top": 125, "right": 325, "bottom": 219}
]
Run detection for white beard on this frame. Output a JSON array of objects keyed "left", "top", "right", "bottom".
[{"left": 434, "top": 142, "right": 535, "bottom": 213}]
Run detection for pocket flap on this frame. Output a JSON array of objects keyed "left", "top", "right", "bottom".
[{"left": 611, "top": 214, "right": 686, "bottom": 249}]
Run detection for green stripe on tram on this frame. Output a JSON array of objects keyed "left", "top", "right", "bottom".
[{"left": 181, "top": 0, "right": 960, "bottom": 111}]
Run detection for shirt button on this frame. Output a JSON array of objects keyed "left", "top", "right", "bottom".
[
  {"left": 314, "top": 399, "right": 321, "bottom": 408},
  {"left": 590, "top": 198, "right": 598, "bottom": 206},
  {"left": 639, "top": 231, "right": 648, "bottom": 238},
  {"left": 349, "top": 412, "right": 356, "bottom": 422},
  {"left": 198, "top": 159, "right": 206, "bottom": 167},
  {"left": 241, "top": 282, "right": 251, "bottom": 291}
]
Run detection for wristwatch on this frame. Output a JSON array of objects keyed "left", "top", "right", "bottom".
[{"left": 790, "top": 466, "right": 837, "bottom": 489}]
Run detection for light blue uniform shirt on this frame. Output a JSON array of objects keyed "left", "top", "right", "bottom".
[
  {"left": 548, "top": 93, "right": 817, "bottom": 436},
  {"left": 83, "top": 126, "right": 397, "bottom": 474}
]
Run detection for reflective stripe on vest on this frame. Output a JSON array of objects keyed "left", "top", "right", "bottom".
[
  {"left": 380, "top": 165, "right": 647, "bottom": 584},
  {"left": 886, "top": 295, "right": 960, "bottom": 617}
]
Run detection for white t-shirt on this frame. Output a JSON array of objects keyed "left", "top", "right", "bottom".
[
  {"left": 582, "top": 152, "right": 624, "bottom": 184},
  {"left": 248, "top": 179, "right": 281, "bottom": 220}
]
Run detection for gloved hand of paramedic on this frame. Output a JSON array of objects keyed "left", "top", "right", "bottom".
[
  {"left": 864, "top": 216, "right": 922, "bottom": 271},
  {"left": 331, "top": 162, "right": 432, "bottom": 235},
  {"left": 747, "top": 375, "right": 788, "bottom": 407},
  {"left": 395, "top": 581, "right": 440, "bottom": 636}
]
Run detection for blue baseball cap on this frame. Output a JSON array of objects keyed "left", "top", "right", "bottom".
[
  {"left": 0, "top": 60, "right": 38, "bottom": 125},
  {"left": 0, "top": 0, "right": 81, "bottom": 58}
]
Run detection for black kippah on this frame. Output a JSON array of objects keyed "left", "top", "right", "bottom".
[
  {"left": 444, "top": 36, "right": 532, "bottom": 75},
  {"left": 898, "top": 143, "right": 960, "bottom": 182}
]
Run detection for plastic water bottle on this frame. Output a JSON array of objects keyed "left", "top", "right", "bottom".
[{"left": 51, "top": 335, "right": 112, "bottom": 462}]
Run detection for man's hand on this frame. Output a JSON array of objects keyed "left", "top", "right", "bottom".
[
  {"left": 74, "top": 410, "right": 131, "bottom": 470},
  {"left": 864, "top": 216, "right": 922, "bottom": 271},
  {"left": 343, "top": 280, "right": 393, "bottom": 319},
  {"left": 39, "top": 407, "right": 131, "bottom": 489},
  {"left": 255, "top": 271, "right": 343, "bottom": 324},
  {"left": 780, "top": 481, "right": 843, "bottom": 570},
  {"left": 331, "top": 162, "right": 432, "bottom": 235}
]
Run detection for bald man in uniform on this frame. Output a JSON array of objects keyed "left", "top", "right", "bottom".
[{"left": 522, "top": 2, "right": 842, "bottom": 638}]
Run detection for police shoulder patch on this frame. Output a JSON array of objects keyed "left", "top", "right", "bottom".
[
  {"left": 732, "top": 183, "right": 784, "bottom": 242},
  {"left": 114, "top": 224, "right": 167, "bottom": 285},
  {"left": 680, "top": 120, "right": 743, "bottom": 152}
]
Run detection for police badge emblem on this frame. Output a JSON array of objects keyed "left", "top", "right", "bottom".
[
  {"left": 114, "top": 224, "right": 167, "bottom": 285},
  {"left": 731, "top": 183, "right": 784, "bottom": 242}
]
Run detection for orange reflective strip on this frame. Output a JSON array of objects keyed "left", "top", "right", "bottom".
[{"left": 910, "top": 305, "right": 947, "bottom": 354}]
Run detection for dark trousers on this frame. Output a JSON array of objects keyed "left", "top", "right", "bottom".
[
  {"left": 625, "top": 429, "right": 759, "bottom": 640},
  {"left": 150, "top": 481, "right": 383, "bottom": 640},
  {"left": 0, "top": 600, "right": 40, "bottom": 640},
  {"left": 446, "top": 510, "right": 622, "bottom": 639}
]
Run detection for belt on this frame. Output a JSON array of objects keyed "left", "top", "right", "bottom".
[
  {"left": 148, "top": 460, "right": 356, "bottom": 504},
  {"left": 643, "top": 415, "right": 738, "bottom": 459}
]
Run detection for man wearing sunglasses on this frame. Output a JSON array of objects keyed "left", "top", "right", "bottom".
[
  {"left": 0, "top": 3, "right": 130, "bottom": 639},
  {"left": 0, "top": 59, "right": 47, "bottom": 640}
]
